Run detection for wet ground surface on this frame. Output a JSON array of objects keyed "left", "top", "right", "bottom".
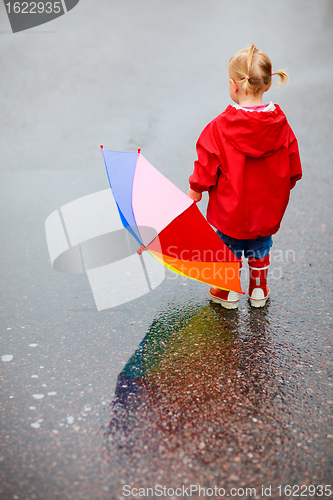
[{"left": 1, "top": 1, "right": 333, "bottom": 499}]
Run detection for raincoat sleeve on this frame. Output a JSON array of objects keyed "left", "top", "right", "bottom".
[
  {"left": 288, "top": 127, "right": 302, "bottom": 189},
  {"left": 189, "top": 120, "right": 223, "bottom": 193}
]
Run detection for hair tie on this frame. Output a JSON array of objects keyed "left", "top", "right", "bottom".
[
  {"left": 271, "top": 72, "right": 275, "bottom": 76},
  {"left": 245, "top": 75, "right": 250, "bottom": 80}
]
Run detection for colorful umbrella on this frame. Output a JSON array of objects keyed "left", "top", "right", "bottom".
[{"left": 100, "top": 147, "right": 243, "bottom": 293}]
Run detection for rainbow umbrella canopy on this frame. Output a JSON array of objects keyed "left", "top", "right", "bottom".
[{"left": 101, "top": 147, "right": 243, "bottom": 293}]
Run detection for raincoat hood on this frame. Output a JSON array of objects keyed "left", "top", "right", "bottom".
[{"left": 219, "top": 104, "right": 289, "bottom": 158}]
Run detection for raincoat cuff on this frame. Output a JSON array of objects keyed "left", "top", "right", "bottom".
[
  {"left": 290, "top": 173, "right": 302, "bottom": 189},
  {"left": 189, "top": 183, "right": 206, "bottom": 194}
]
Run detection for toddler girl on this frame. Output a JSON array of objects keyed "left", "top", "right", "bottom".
[{"left": 187, "top": 44, "right": 302, "bottom": 309}]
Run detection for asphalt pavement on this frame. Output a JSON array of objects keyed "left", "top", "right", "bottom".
[{"left": 1, "top": 1, "right": 333, "bottom": 499}]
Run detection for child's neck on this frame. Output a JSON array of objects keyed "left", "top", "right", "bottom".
[{"left": 237, "top": 93, "right": 265, "bottom": 107}]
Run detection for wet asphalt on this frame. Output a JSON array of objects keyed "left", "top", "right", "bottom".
[{"left": 1, "top": 1, "right": 333, "bottom": 499}]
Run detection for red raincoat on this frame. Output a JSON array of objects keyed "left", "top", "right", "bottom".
[{"left": 189, "top": 104, "right": 302, "bottom": 240}]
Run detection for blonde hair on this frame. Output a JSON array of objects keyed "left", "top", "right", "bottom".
[{"left": 228, "top": 44, "right": 289, "bottom": 95}]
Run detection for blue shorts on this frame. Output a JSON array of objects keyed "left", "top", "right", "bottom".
[{"left": 217, "top": 230, "right": 273, "bottom": 260}]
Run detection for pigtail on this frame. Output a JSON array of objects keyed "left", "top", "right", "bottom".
[
  {"left": 243, "top": 43, "right": 256, "bottom": 95},
  {"left": 229, "top": 45, "right": 288, "bottom": 95},
  {"left": 272, "top": 69, "right": 289, "bottom": 88}
]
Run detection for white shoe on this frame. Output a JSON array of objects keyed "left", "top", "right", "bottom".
[
  {"left": 210, "top": 288, "right": 239, "bottom": 309},
  {"left": 248, "top": 287, "right": 270, "bottom": 308}
]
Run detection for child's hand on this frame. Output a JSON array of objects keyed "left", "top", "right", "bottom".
[{"left": 187, "top": 188, "right": 202, "bottom": 202}]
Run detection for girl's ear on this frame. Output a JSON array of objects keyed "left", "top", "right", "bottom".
[
  {"left": 264, "top": 80, "right": 273, "bottom": 93},
  {"left": 230, "top": 79, "right": 239, "bottom": 93}
]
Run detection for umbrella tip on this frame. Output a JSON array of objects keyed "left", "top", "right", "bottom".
[
  {"left": 137, "top": 148, "right": 141, "bottom": 153},
  {"left": 100, "top": 144, "right": 103, "bottom": 149}
]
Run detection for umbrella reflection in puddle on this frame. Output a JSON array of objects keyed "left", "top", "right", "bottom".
[{"left": 105, "top": 301, "right": 294, "bottom": 480}]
